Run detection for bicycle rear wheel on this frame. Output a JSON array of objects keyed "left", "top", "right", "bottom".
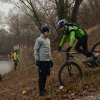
[
  {"left": 58, "top": 62, "right": 82, "bottom": 87},
  {"left": 91, "top": 42, "right": 100, "bottom": 66}
]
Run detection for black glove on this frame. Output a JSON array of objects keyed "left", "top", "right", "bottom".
[
  {"left": 66, "top": 47, "right": 72, "bottom": 52},
  {"left": 58, "top": 46, "right": 62, "bottom": 52},
  {"left": 50, "top": 60, "right": 53, "bottom": 68},
  {"left": 36, "top": 61, "right": 40, "bottom": 66}
]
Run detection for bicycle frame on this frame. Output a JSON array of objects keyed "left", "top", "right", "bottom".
[{"left": 65, "top": 52, "right": 93, "bottom": 67}]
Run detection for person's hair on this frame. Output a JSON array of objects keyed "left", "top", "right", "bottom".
[
  {"left": 41, "top": 24, "right": 50, "bottom": 33},
  {"left": 14, "top": 50, "right": 17, "bottom": 52}
]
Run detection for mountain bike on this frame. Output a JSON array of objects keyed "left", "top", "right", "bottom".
[{"left": 58, "top": 41, "right": 100, "bottom": 87}]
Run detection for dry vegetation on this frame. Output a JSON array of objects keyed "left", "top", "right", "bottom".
[{"left": 0, "top": 26, "right": 100, "bottom": 100}]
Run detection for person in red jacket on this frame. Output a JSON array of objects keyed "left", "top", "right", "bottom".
[{"left": 11, "top": 51, "right": 14, "bottom": 60}]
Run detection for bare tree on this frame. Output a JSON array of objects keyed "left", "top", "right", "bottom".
[
  {"left": 1, "top": 0, "right": 84, "bottom": 39},
  {"left": 55, "top": 0, "right": 84, "bottom": 22},
  {"left": 79, "top": 0, "right": 100, "bottom": 28},
  {"left": 71, "top": 0, "right": 83, "bottom": 22}
]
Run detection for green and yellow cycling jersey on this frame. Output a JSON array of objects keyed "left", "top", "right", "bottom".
[
  {"left": 14, "top": 52, "right": 19, "bottom": 61},
  {"left": 60, "top": 25, "right": 86, "bottom": 47}
]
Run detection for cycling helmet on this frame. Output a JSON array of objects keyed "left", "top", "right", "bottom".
[
  {"left": 57, "top": 19, "right": 67, "bottom": 28},
  {"left": 41, "top": 24, "right": 50, "bottom": 33}
]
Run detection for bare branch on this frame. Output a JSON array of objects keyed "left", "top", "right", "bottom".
[
  {"left": 28, "top": 0, "right": 42, "bottom": 29},
  {"left": 35, "top": 0, "right": 58, "bottom": 32},
  {"left": 68, "top": 0, "right": 75, "bottom": 8},
  {"left": 19, "top": 0, "right": 33, "bottom": 12}
]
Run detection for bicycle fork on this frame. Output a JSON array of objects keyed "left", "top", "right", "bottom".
[{"left": 66, "top": 62, "right": 73, "bottom": 77}]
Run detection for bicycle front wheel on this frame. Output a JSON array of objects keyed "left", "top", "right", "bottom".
[
  {"left": 91, "top": 42, "right": 100, "bottom": 66},
  {"left": 91, "top": 42, "right": 100, "bottom": 52},
  {"left": 58, "top": 62, "right": 82, "bottom": 87}
]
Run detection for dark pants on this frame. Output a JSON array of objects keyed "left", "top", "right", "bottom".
[
  {"left": 38, "top": 61, "right": 51, "bottom": 92},
  {"left": 75, "top": 34, "right": 91, "bottom": 57},
  {"left": 0, "top": 74, "right": 2, "bottom": 81},
  {"left": 14, "top": 60, "right": 18, "bottom": 70}
]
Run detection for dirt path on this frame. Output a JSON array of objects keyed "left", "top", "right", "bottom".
[
  {"left": 76, "top": 91, "right": 100, "bottom": 100},
  {"left": 86, "top": 25, "right": 100, "bottom": 34}
]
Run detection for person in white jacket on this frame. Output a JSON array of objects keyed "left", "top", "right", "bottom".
[{"left": 34, "top": 24, "right": 53, "bottom": 96}]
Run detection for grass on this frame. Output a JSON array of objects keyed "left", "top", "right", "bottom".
[
  {"left": 0, "top": 27, "right": 100, "bottom": 99},
  {"left": 0, "top": 48, "right": 99, "bottom": 100}
]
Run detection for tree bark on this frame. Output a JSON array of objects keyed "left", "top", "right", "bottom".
[
  {"left": 58, "top": 0, "right": 65, "bottom": 20},
  {"left": 71, "top": 0, "right": 83, "bottom": 22}
]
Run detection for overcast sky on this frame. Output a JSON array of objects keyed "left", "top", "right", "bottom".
[
  {"left": 0, "top": 2, "right": 14, "bottom": 31},
  {"left": 0, "top": 2, "right": 14, "bottom": 15}
]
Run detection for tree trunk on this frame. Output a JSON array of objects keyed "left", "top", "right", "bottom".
[
  {"left": 58, "top": 0, "right": 65, "bottom": 20},
  {"left": 71, "top": 0, "right": 83, "bottom": 22}
]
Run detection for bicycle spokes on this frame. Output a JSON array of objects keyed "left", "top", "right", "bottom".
[
  {"left": 68, "top": 65, "right": 73, "bottom": 76},
  {"left": 68, "top": 65, "right": 81, "bottom": 80},
  {"left": 58, "top": 62, "right": 82, "bottom": 87}
]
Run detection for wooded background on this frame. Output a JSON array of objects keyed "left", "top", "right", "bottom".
[{"left": 0, "top": 0, "right": 100, "bottom": 53}]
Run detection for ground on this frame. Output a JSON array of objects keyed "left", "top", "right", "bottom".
[
  {"left": 77, "top": 91, "right": 100, "bottom": 100},
  {"left": 0, "top": 25, "right": 100, "bottom": 100}
]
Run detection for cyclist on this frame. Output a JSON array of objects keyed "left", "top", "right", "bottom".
[
  {"left": 57, "top": 19, "right": 92, "bottom": 58},
  {"left": 14, "top": 50, "right": 19, "bottom": 70}
]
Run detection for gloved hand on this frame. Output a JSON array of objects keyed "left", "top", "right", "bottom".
[
  {"left": 66, "top": 47, "right": 72, "bottom": 52},
  {"left": 36, "top": 61, "right": 40, "bottom": 66},
  {"left": 50, "top": 60, "right": 53, "bottom": 68},
  {"left": 58, "top": 46, "right": 62, "bottom": 52}
]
